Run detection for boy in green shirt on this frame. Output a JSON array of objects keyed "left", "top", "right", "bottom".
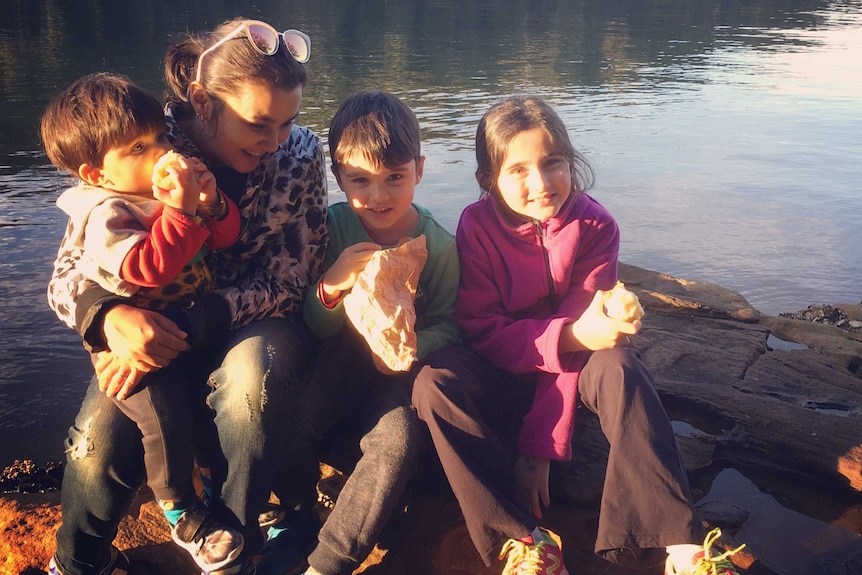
[{"left": 257, "top": 91, "right": 460, "bottom": 575}]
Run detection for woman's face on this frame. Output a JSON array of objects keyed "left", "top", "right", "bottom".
[
  {"left": 202, "top": 82, "right": 303, "bottom": 173},
  {"left": 494, "top": 127, "right": 572, "bottom": 221}
]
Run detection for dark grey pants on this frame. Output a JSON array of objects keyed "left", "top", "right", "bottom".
[
  {"left": 411, "top": 344, "right": 701, "bottom": 568},
  {"left": 109, "top": 347, "right": 215, "bottom": 503},
  {"left": 280, "top": 327, "right": 428, "bottom": 575}
]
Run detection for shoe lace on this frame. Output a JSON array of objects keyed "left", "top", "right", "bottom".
[
  {"left": 689, "top": 528, "right": 746, "bottom": 575},
  {"left": 499, "top": 538, "right": 561, "bottom": 575}
]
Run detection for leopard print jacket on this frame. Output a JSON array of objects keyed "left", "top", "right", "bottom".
[{"left": 47, "top": 102, "right": 328, "bottom": 348}]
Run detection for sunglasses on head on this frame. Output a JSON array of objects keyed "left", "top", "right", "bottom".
[{"left": 195, "top": 20, "right": 311, "bottom": 84}]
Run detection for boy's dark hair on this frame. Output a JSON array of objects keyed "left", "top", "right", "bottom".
[
  {"left": 40, "top": 72, "right": 166, "bottom": 175},
  {"left": 328, "top": 91, "right": 421, "bottom": 173}
]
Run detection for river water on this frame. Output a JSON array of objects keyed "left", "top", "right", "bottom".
[{"left": 1, "top": 1, "right": 861, "bottom": 571}]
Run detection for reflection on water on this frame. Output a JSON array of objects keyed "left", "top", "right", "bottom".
[
  {"left": 0, "top": 164, "right": 92, "bottom": 466},
  {"left": 698, "top": 468, "right": 862, "bottom": 574}
]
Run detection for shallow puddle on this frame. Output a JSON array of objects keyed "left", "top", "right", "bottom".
[{"left": 697, "top": 468, "right": 862, "bottom": 574}]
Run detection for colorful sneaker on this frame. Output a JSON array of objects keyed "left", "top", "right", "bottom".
[
  {"left": 171, "top": 501, "right": 245, "bottom": 572},
  {"left": 48, "top": 546, "right": 130, "bottom": 575},
  {"left": 498, "top": 528, "right": 570, "bottom": 575},
  {"left": 665, "top": 528, "right": 745, "bottom": 575}
]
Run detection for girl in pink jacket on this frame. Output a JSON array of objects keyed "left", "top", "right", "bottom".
[{"left": 412, "top": 96, "right": 743, "bottom": 575}]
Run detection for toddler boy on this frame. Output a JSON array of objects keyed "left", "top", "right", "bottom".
[{"left": 41, "top": 72, "right": 243, "bottom": 573}]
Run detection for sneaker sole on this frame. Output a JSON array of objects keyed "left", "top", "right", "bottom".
[
  {"left": 48, "top": 547, "right": 130, "bottom": 575},
  {"left": 202, "top": 556, "right": 255, "bottom": 575}
]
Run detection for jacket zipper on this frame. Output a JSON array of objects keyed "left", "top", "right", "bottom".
[{"left": 534, "top": 220, "right": 556, "bottom": 304}]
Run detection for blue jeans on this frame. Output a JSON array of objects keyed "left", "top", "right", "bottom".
[{"left": 53, "top": 316, "right": 317, "bottom": 575}]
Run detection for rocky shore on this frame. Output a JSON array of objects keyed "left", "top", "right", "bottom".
[
  {"left": 779, "top": 303, "right": 862, "bottom": 333},
  {"left": 3, "top": 263, "right": 861, "bottom": 575}
]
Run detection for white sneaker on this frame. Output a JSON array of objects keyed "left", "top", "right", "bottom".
[{"left": 171, "top": 502, "right": 244, "bottom": 571}]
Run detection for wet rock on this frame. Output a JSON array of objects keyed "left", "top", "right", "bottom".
[
  {"left": 695, "top": 500, "right": 751, "bottom": 529},
  {"left": 818, "top": 556, "right": 862, "bottom": 575},
  {"left": 0, "top": 459, "right": 63, "bottom": 493},
  {"left": 780, "top": 303, "right": 862, "bottom": 334}
]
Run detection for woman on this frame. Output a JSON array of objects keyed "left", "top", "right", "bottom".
[{"left": 46, "top": 18, "right": 327, "bottom": 575}]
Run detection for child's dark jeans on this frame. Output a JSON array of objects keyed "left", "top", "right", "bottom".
[{"left": 276, "top": 326, "right": 428, "bottom": 575}]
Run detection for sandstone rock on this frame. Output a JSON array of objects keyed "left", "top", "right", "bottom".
[{"left": 0, "top": 491, "right": 61, "bottom": 575}]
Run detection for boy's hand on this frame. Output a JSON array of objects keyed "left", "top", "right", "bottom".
[
  {"left": 152, "top": 153, "right": 201, "bottom": 216},
  {"left": 515, "top": 454, "right": 551, "bottom": 519},
  {"left": 94, "top": 351, "right": 147, "bottom": 400},
  {"left": 567, "top": 290, "right": 640, "bottom": 351},
  {"left": 320, "top": 242, "right": 380, "bottom": 303}
]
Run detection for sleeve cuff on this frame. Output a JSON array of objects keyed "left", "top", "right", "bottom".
[
  {"left": 79, "top": 292, "right": 125, "bottom": 352},
  {"left": 318, "top": 281, "right": 344, "bottom": 310}
]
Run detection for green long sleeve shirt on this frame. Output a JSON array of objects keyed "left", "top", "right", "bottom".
[{"left": 303, "top": 202, "right": 461, "bottom": 360}]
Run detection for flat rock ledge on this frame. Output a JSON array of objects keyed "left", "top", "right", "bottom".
[{"left": 3, "top": 263, "right": 861, "bottom": 575}]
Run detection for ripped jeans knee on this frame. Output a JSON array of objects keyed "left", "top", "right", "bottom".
[
  {"left": 55, "top": 378, "right": 144, "bottom": 573},
  {"left": 65, "top": 415, "right": 95, "bottom": 461},
  {"left": 63, "top": 378, "right": 144, "bottom": 472},
  {"left": 204, "top": 315, "right": 318, "bottom": 544},
  {"left": 207, "top": 316, "right": 315, "bottom": 422}
]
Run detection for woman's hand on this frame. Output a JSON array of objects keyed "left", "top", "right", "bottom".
[
  {"left": 102, "top": 305, "right": 189, "bottom": 371},
  {"left": 320, "top": 242, "right": 380, "bottom": 304},
  {"left": 564, "top": 290, "right": 641, "bottom": 352},
  {"left": 94, "top": 352, "right": 146, "bottom": 400},
  {"left": 515, "top": 454, "right": 551, "bottom": 519}
]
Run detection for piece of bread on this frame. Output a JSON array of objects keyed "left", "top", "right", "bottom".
[
  {"left": 603, "top": 281, "right": 645, "bottom": 322},
  {"left": 343, "top": 235, "right": 429, "bottom": 372},
  {"left": 152, "top": 150, "right": 183, "bottom": 190}
]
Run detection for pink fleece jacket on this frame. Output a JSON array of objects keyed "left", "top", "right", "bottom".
[{"left": 454, "top": 192, "right": 619, "bottom": 460}]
